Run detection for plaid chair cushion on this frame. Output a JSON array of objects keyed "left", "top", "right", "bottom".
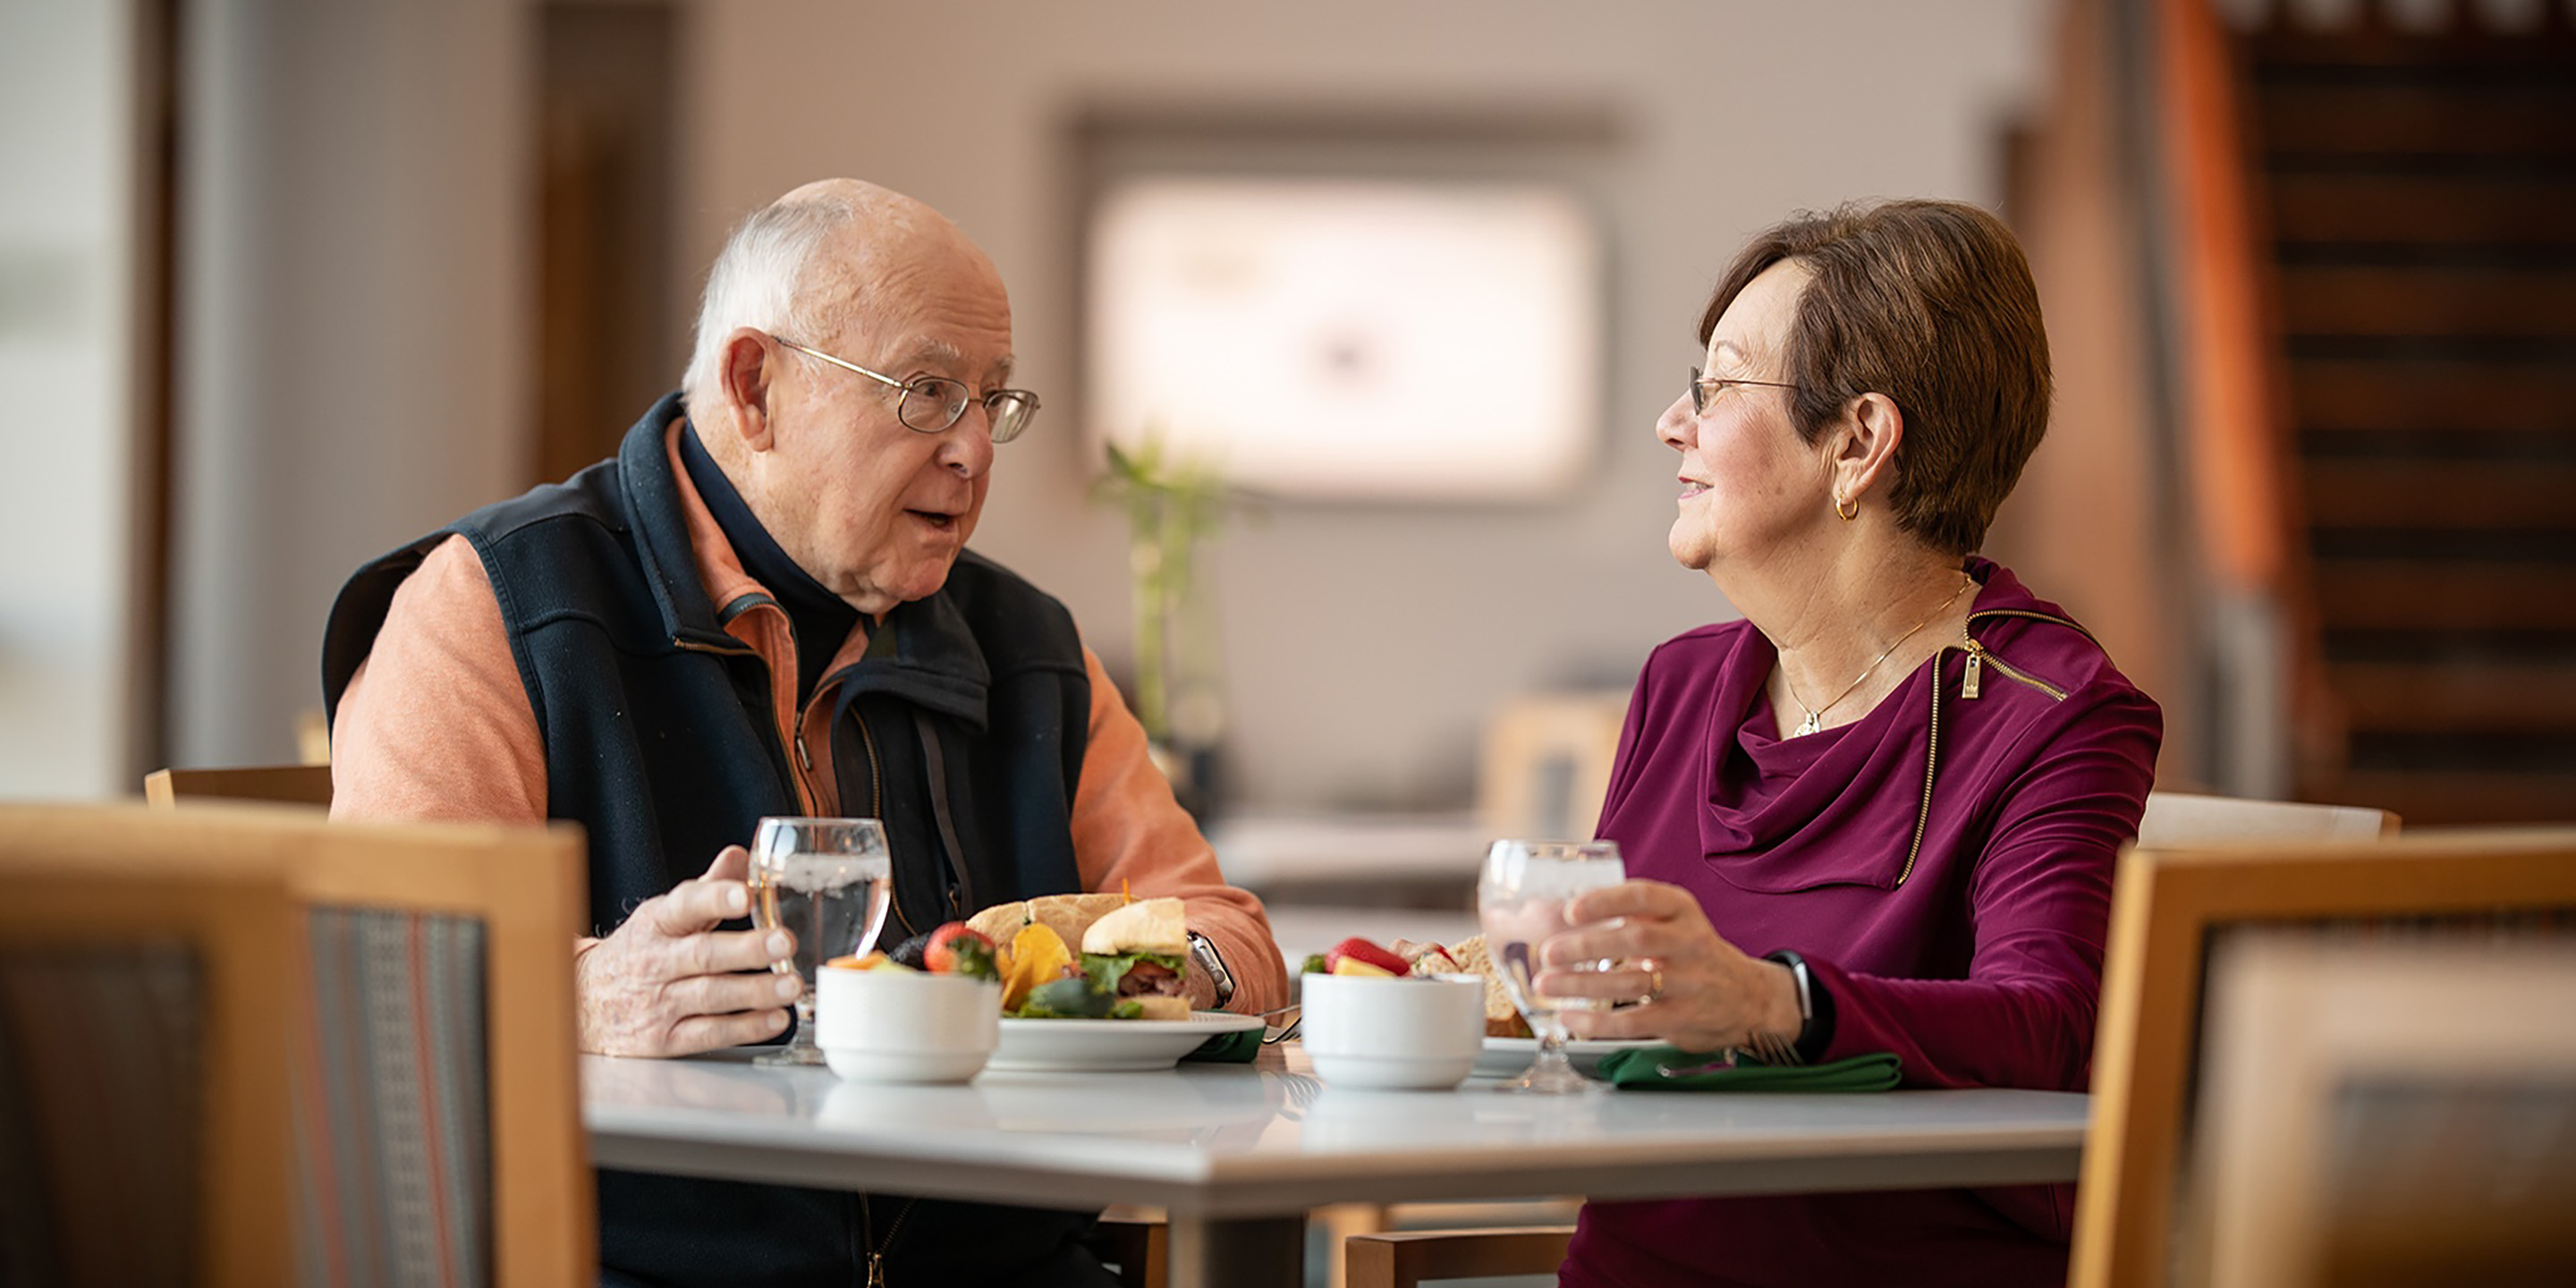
[{"left": 299, "top": 909, "right": 491, "bottom": 1288}]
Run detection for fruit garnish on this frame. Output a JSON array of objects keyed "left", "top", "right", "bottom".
[
  {"left": 1330, "top": 956, "right": 1398, "bottom": 978},
  {"left": 999, "top": 923, "right": 1072, "bottom": 1011},
  {"left": 1299, "top": 953, "right": 1330, "bottom": 975},
  {"left": 924, "top": 923, "right": 998, "bottom": 979},
  {"left": 1323, "top": 936, "right": 1409, "bottom": 977},
  {"left": 827, "top": 952, "right": 911, "bottom": 972}
]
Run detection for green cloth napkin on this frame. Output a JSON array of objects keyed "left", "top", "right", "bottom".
[
  {"left": 1181, "top": 1027, "right": 1262, "bottom": 1063},
  {"left": 1597, "top": 1046, "right": 1902, "bottom": 1092}
]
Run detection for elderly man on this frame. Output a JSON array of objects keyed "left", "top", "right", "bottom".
[{"left": 323, "top": 179, "right": 1285, "bottom": 1286}]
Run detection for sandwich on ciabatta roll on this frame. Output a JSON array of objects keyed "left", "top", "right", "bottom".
[
  {"left": 1433, "top": 935, "right": 1532, "bottom": 1038},
  {"left": 964, "top": 892, "right": 1131, "bottom": 953},
  {"left": 1078, "top": 897, "right": 1192, "bottom": 1021}
]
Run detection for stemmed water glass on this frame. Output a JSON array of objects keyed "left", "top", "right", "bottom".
[
  {"left": 1478, "top": 838, "right": 1627, "bottom": 1094},
  {"left": 748, "top": 817, "right": 894, "bottom": 1066}
]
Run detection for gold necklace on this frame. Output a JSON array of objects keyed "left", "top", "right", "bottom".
[{"left": 1783, "top": 573, "right": 1976, "bottom": 737}]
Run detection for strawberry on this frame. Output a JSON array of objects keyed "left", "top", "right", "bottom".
[
  {"left": 923, "top": 923, "right": 998, "bottom": 979},
  {"left": 1322, "top": 936, "right": 1409, "bottom": 978}
]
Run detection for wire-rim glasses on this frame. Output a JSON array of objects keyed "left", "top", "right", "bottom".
[
  {"left": 774, "top": 334, "right": 1039, "bottom": 443},
  {"left": 1689, "top": 366, "right": 1802, "bottom": 415}
]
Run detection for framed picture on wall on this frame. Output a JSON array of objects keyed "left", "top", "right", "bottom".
[{"left": 1085, "top": 175, "right": 1604, "bottom": 502}]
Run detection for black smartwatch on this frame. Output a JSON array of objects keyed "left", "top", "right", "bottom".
[
  {"left": 1186, "top": 931, "right": 1236, "bottom": 1010},
  {"left": 1763, "top": 950, "right": 1836, "bottom": 1063}
]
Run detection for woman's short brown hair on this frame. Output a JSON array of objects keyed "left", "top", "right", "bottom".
[{"left": 1699, "top": 199, "right": 2050, "bottom": 555}]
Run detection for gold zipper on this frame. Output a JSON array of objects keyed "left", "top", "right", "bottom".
[
  {"left": 1897, "top": 659, "right": 1942, "bottom": 889},
  {"left": 1895, "top": 607, "right": 2090, "bottom": 887},
  {"left": 1956, "top": 610, "right": 2081, "bottom": 702}
]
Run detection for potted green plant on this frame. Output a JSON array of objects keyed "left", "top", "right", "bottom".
[{"left": 1094, "top": 433, "right": 1233, "bottom": 816}]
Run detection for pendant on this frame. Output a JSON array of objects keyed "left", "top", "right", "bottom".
[{"left": 1794, "top": 712, "right": 1823, "bottom": 737}]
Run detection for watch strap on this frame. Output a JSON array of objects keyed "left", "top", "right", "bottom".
[
  {"left": 1186, "top": 931, "right": 1236, "bottom": 1009},
  {"left": 1763, "top": 950, "right": 1837, "bottom": 1064}
]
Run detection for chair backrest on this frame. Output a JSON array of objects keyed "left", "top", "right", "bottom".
[
  {"left": 2194, "top": 936, "right": 2576, "bottom": 1287},
  {"left": 1344, "top": 1226, "right": 1576, "bottom": 1288},
  {"left": 1479, "top": 691, "right": 1628, "bottom": 843},
  {"left": 2135, "top": 790, "right": 2397, "bottom": 849},
  {"left": 144, "top": 765, "right": 335, "bottom": 809},
  {"left": 2070, "top": 826, "right": 2576, "bottom": 1288},
  {"left": 0, "top": 804, "right": 304, "bottom": 1285},
  {"left": 3, "top": 802, "right": 592, "bottom": 1288}
]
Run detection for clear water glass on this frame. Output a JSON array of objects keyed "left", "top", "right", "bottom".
[
  {"left": 748, "top": 817, "right": 894, "bottom": 1066},
  {"left": 1478, "top": 838, "right": 1626, "bottom": 1094}
]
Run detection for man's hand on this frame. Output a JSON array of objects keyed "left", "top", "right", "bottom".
[{"left": 573, "top": 845, "right": 799, "bottom": 1057}]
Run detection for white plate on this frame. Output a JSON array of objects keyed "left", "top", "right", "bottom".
[
  {"left": 987, "top": 1011, "right": 1265, "bottom": 1073},
  {"left": 1474, "top": 1036, "right": 1659, "bottom": 1080}
]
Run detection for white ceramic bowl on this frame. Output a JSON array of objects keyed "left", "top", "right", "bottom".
[
  {"left": 1299, "top": 972, "right": 1486, "bottom": 1090},
  {"left": 814, "top": 966, "right": 1001, "bottom": 1084}
]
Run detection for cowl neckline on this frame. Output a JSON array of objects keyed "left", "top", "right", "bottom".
[{"left": 1690, "top": 560, "right": 2010, "bottom": 891}]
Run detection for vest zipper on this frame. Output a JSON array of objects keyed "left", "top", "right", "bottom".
[
  {"left": 680, "top": 633, "right": 811, "bottom": 809},
  {"left": 852, "top": 708, "right": 914, "bottom": 941},
  {"left": 859, "top": 1192, "right": 919, "bottom": 1287},
  {"left": 854, "top": 712, "right": 883, "bottom": 818},
  {"left": 673, "top": 636, "right": 756, "bottom": 657}
]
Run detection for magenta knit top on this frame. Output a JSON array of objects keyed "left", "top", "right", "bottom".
[{"left": 1561, "top": 560, "right": 2162, "bottom": 1288}]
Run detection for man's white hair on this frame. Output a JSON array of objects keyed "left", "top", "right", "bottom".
[{"left": 680, "top": 191, "right": 865, "bottom": 404}]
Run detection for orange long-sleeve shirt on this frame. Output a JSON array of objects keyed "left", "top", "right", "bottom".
[{"left": 330, "top": 420, "right": 1284, "bottom": 1015}]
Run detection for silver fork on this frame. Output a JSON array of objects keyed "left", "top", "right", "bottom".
[
  {"left": 1258, "top": 1004, "right": 1302, "bottom": 1046},
  {"left": 1654, "top": 1032, "right": 1804, "bottom": 1080}
]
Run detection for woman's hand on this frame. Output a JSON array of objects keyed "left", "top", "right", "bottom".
[{"left": 1532, "top": 878, "right": 1802, "bottom": 1055}]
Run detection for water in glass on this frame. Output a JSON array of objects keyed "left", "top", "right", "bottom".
[
  {"left": 1478, "top": 838, "right": 1625, "bottom": 1093},
  {"left": 749, "top": 817, "right": 893, "bottom": 1065}
]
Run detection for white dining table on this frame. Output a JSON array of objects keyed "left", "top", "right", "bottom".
[{"left": 583, "top": 1045, "right": 2089, "bottom": 1288}]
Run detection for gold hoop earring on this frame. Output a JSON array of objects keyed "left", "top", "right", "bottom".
[{"left": 1835, "top": 495, "right": 1859, "bottom": 521}]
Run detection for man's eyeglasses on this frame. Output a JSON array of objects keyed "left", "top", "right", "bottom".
[
  {"left": 1689, "top": 366, "right": 1802, "bottom": 415},
  {"left": 773, "top": 334, "right": 1039, "bottom": 444}
]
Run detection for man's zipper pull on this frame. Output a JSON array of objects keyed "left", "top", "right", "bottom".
[
  {"left": 866, "top": 1253, "right": 886, "bottom": 1288},
  {"left": 794, "top": 730, "right": 813, "bottom": 771},
  {"left": 1962, "top": 640, "right": 1984, "bottom": 699}
]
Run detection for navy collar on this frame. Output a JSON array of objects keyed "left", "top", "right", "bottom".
[{"left": 678, "top": 422, "right": 860, "bottom": 703}]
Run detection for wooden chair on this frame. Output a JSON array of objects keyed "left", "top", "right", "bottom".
[
  {"left": 2070, "top": 826, "right": 2576, "bottom": 1288},
  {"left": 1335, "top": 789, "right": 2406, "bottom": 1288},
  {"left": 143, "top": 764, "right": 335, "bottom": 809},
  {"left": 2133, "top": 790, "right": 2395, "bottom": 847},
  {"left": 2193, "top": 936, "right": 2576, "bottom": 1287},
  {"left": 64, "top": 799, "right": 594, "bottom": 1285},
  {"left": 0, "top": 804, "right": 305, "bottom": 1285}
]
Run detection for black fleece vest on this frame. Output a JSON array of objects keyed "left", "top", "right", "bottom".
[{"left": 322, "top": 394, "right": 1116, "bottom": 1287}]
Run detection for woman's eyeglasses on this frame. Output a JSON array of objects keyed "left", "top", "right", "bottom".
[{"left": 1689, "top": 366, "right": 1802, "bottom": 415}]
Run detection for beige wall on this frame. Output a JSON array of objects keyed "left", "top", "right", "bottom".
[
  {"left": 167, "top": 0, "right": 530, "bottom": 772},
  {"left": 675, "top": 0, "right": 2051, "bottom": 809},
  {"left": 0, "top": 0, "right": 138, "bottom": 798}
]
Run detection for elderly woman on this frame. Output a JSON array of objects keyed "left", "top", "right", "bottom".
[{"left": 1538, "top": 199, "right": 2161, "bottom": 1287}]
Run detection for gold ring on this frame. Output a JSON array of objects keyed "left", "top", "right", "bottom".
[{"left": 1646, "top": 967, "right": 1666, "bottom": 1004}]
